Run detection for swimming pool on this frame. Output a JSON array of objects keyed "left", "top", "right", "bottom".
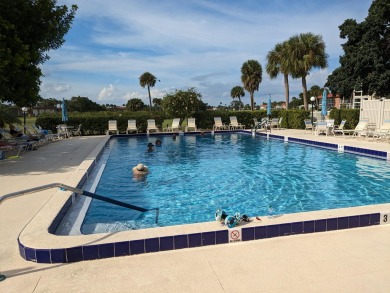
[{"left": 80, "top": 133, "right": 390, "bottom": 234}]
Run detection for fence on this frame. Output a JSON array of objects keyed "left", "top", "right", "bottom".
[{"left": 360, "top": 99, "right": 390, "bottom": 127}]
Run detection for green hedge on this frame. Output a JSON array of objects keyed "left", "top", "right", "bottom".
[
  {"left": 329, "top": 109, "right": 360, "bottom": 129},
  {"left": 35, "top": 108, "right": 360, "bottom": 135}
]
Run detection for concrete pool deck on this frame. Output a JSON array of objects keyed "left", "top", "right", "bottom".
[{"left": 1, "top": 130, "right": 390, "bottom": 292}]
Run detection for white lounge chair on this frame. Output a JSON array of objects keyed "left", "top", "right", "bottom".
[
  {"left": 57, "top": 124, "right": 71, "bottom": 138},
  {"left": 72, "top": 124, "right": 82, "bottom": 136},
  {"left": 186, "top": 118, "right": 197, "bottom": 132},
  {"left": 270, "top": 118, "right": 280, "bottom": 129},
  {"left": 106, "top": 120, "right": 119, "bottom": 135},
  {"left": 304, "top": 119, "right": 314, "bottom": 133},
  {"left": 165, "top": 118, "right": 181, "bottom": 132},
  {"left": 315, "top": 121, "right": 328, "bottom": 136},
  {"left": 147, "top": 119, "right": 159, "bottom": 134},
  {"left": 332, "top": 120, "right": 347, "bottom": 136},
  {"left": 213, "top": 117, "right": 227, "bottom": 130},
  {"left": 342, "top": 120, "right": 368, "bottom": 137},
  {"left": 277, "top": 117, "right": 283, "bottom": 129},
  {"left": 126, "top": 120, "right": 138, "bottom": 134},
  {"left": 373, "top": 120, "right": 390, "bottom": 141},
  {"left": 229, "top": 116, "right": 244, "bottom": 130},
  {"left": 359, "top": 122, "right": 376, "bottom": 140}
]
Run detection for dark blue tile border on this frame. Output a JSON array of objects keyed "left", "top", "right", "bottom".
[
  {"left": 304, "top": 221, "right": 315, "bottom": 233},
  {"left": 255, "top": 226, "right": 267, "bottom": 239},
  {"left": 83, "top": 245, "right": 99, "bottom": 261},
  {"left": 115, "top": 241, "right": 130, "bottom": 256},
  {"left": 202, "top": 231, "right": 216, "bottom": 246},
  {"left": 19, "top": 212, "right": 386, "bottom": 263},
  {"left": 160, "top": 236, "right": 174, "bottom": 251},
  {"left": 216, "top": 230, "right": 229, "bottom": 244},
  {"left": 50, "top": 249, "right": 66, "bottom": 263},
  {"left": 188, "top": 233, "right": 202, "bottom": 248},
  {"left": 36, "top": 249, "right": 51, "bottom": 263},
  {"left": 174, "top": 234, "right": 188, "bottom": 250},
  {"left": 66, "top": 247, "right": 83, "bottom": 263},
  {"left": 242, "top": 227, "right": 255, "bottom": 241},
  {"left": 315, "top": 219, "right": 327, "bottom": 232},
  {"left": 130, "top": 239, "right": 145, "bottom": 255},
  {"left": 145, "top": 238, "right": 160, "bottom": 253},
  {"left": 326, "top": 218, "right": 337, "bottom": 231},
  {"left": 291, "top": 222, "right": 303, "bottom": 235},
  {"left": 99, "top": 243, "right": 115, "bottom": 259}
]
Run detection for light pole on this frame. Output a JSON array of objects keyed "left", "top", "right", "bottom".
[
  {"left": 310, "top": 96, "right": 315, "bottom": 124},
  {"left": 21, "top": 107, "right": 28, "bottom": 134}
]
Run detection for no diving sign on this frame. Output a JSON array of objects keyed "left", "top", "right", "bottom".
[{"left": 228, "top": 228, "right": 242, "bottom": 243}]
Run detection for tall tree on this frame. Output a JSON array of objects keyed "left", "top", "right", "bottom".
[
  {"left": 68, "top": 96, "right": 104, "bottom": 112},
  {"left": 0, "top": 1, "right": 77, "bottom": 106},
  {"left": 230, "top": 86, "right": 245, "bottom": 111},
  {"left": 139, "top": 72, "right": 158, "bottom": 114},
  {"left": 241, "top": 60, "right": 262, "bottom": 111},
  {"left": 287, "top": 33, "right": 328, "bottom": 110},
  {"left": 161, "top": 88, "right": 206, "bottom": 119},
  {"left": 152, "top": 98, "right": 162, "bottom": 110},
  {"left": 126, "top": 98, "right": 145, "bottom": 111},
  {"left": 266, "top": 41, "right": 293, "bottom": 109},
  {"left": 326, "top": 0, "right": 390, "bottom": 98}
]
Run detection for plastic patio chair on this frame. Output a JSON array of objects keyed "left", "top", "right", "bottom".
[
  {"left": 229, "top": 116, "right": 245, "bottom": 130},
  {"left": 126, "top": 120, "right": 138, "bottom": 134},
  {"left": 147, "top": 119, "right": 159, "bottom": 134},
  {"left": 106, "top": 120, "right": 119, "bottom": 135},
  {"left": 185, "top": 118, "right": 197, "bottom": 132},
  {"left": 213, "top": 117, "right": 227, "bottom": 130}
]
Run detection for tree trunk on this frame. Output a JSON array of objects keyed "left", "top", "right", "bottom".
[
  {"left": 238, "top": 97, "right": 242, "bottom": 111},
  {"left": 147, "top": 85, "right": 152, "bottom": 114},
  {"left": 301, "top": 76, "right": 308, "bottom": 110},
  {"left": 250, "top": 92, "right": 254, "bottom": 111},
  {"left": 284, "top": 74, "right": 289, "bottom": 109}
]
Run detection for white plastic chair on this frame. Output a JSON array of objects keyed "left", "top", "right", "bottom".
[
  {"left": 147, "top": 119, "right": 159, "bottom": 134},
  {"left": 186, "top": 118, "right": 197, "bottom": 132},
  {"left": 229, "top": 116, "right": 245, "bottom": 130},
  {"left": 213, "top": 117, "right": 227, "bottom": 130},
  {"left": 126, "top": 120, "right": 138, "bottom": 134},
  {"left": 106, "top": 120, "right": 119, "bottom": 135}
]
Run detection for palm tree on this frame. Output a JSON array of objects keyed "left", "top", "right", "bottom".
[
  {"left": 287, "top": 33, "right": 328, "bottom": 110},
  {"left": 266, "top": 41, "right": 292, "bottom": 109},
  {"left": 241, "top": 60, "right": 262, "bottom": 111},
  {"left": 139, "top": 72, "right": 158, "bottom": 114},
  {"left": 230, "top": 86, "right": 245, "bottom": 111}
]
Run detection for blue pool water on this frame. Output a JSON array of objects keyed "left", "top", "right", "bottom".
[{"left": 81, "top": 133, "right": 390, "bottom": 234}]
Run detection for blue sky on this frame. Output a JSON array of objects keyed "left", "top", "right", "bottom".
[{"left": 40, "top": 0, "right": 372, "bottom": 106}]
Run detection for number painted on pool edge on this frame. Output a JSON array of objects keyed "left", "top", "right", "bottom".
[{"left": 380, "top": 213, "right": 390, "bottom": 225}]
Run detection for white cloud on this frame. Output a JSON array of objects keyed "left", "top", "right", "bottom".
[
  {"left": 45, "top": 0, "right": 373, "bottom": 106},
  {"left": 41, "top": 82, "right": 71, "bottom": 95},
  {"left": 97, "top": 84, "right": 116, "bottom": 101}
]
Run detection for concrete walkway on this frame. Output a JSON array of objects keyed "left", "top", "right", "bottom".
[{"left": 1, "top": 132, "right": 390, "bottom": 292}]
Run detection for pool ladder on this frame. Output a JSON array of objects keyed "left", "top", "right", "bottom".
[{"left": 0, "top": 183, "right": 160, "bottom": 224}]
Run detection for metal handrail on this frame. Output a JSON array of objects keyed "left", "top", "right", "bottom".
[{"left": 0, "top": 183, "right": 160, "bottom": 223}]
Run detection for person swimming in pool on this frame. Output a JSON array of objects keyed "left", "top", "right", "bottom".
[
  {"left": 132, "top": 163, "right": 149, "bottom": 176},
  {"left": 155, "top": 139, "right": 162, "bottom": 147},
  {"left": 147, "top": 142, "right": 154, "bottom": 152}
]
